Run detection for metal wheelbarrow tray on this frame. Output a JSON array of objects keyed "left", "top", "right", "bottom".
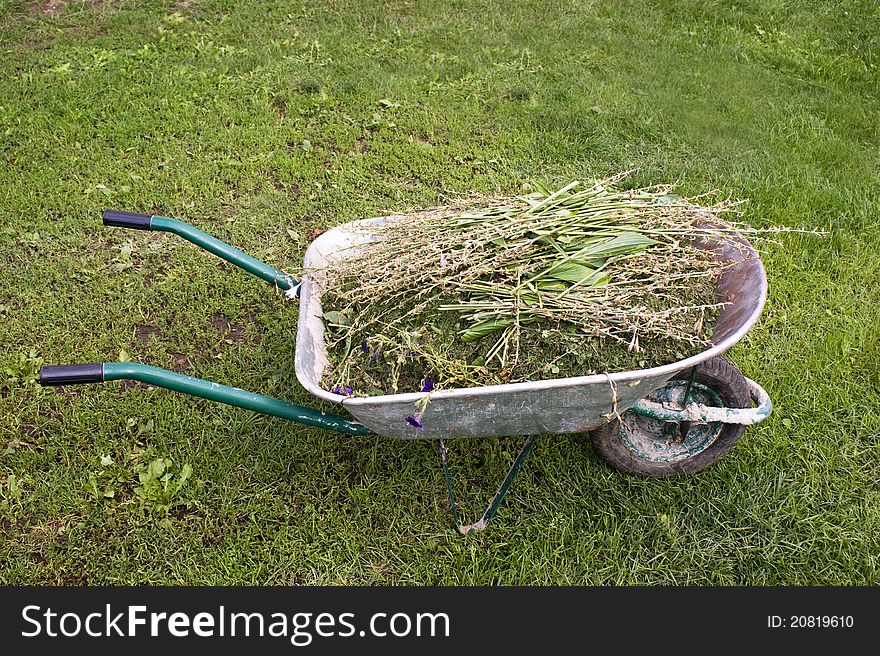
[
  {"left": 39, "top": 210, "right": 773, "bottom": 533},
  {"left": 297, "top": 218, "right": 770, "bottom": 439}
]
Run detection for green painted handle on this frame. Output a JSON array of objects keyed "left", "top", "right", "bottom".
[
  {"left": 102, "top": 210, "right": 299, "bottom": 292},
  {"left": 40, "top": 362, "right": 373, "bottom": 436}
]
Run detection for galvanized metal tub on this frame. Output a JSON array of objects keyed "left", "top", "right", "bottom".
[{"left": 295, "top": 218, "right": 767, "bottom": 439}]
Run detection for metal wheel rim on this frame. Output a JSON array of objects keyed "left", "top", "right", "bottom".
[{"left": 620, "top": 380, "right": 725, "bottom": 463}]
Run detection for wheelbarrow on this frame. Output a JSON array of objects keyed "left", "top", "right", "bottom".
[{"left": 39, "top": 209, "right": 773, "bottom": 533}]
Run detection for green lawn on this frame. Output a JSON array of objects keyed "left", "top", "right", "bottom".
[{"left": 1, "top": 0, "right": 877, "bottom": 584}]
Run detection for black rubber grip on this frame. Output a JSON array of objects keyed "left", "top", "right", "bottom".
[
  {"left": 39, "top": 364, "right": 104, "bottom": 386},
  {"left": 102, "top": 209, "right": 152, "bottom": 230}
]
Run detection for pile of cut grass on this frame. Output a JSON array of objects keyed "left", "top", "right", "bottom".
[{"left": 314, "top": 178, "right": 755, "bottom": 396}]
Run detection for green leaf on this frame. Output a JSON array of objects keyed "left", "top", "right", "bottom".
[
  {"left": 322, "top": 310, "right": 351, "bottom": 326},
  {"left": 530, "top": 180, "right": 551, "bottom": 196},
  {"left": 563, "top": 236, "right": 604, "bottom": 249},
  {"left": 536, "top": 280, "right": 568, "bottom": 291},
  {"left": 584, "top": 272, "right": 610, "bottom": 287},
  {"left": 461, "top": 317, "right": 514, "bottom": 342},
  {"left": 580, "top": 232, "right": 657, "bottom": 259},
  {"left": 543, "top": 262, "right": 597, "bottom": 284},
  {"left": 657, "top": 193, "right": 683, "bottom": 205}
]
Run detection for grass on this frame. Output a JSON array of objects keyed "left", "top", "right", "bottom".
[{"left": 0, "top": 0, "right": 877, "bottom": 584}]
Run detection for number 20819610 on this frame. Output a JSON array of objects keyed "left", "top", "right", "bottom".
[{"left": 768, "top": 616, "right": 854, "bottom": 629}]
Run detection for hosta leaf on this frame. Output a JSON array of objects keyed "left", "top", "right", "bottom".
[
  {"left": 461, "top": 317, "right": 514, "bottom": 342},
  {"left": 543, "top": 262, "right": 598, "bottom": 284},
  {"left": 564, "top": 236, "right": 604, "bottom": 250},
  {"left": 580, "top": 232, "right": 657, "bottom": 259},
  {"left": 581, "top": 271, "right": 610, "bottom": 287},
  {"left": 536, "top": 280, "right": 568, "bottom": 291}
]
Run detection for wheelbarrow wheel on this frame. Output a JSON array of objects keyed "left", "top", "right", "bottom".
[{"left": 589, "top": 356, "right": 750, "bottom": 477}]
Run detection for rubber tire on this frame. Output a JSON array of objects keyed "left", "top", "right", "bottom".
[{"left": 589, "top": 356, "right": 750, "bottom": 477}]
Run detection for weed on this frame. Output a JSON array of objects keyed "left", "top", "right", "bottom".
[
  {"left": 83, "top": 455, "right": 129, "bottom": 502},
  {"left": 134, "top": 457, "right": 194, "bottom": 517},
  {"left": 0, "top": 472, "right": 26, "bottom": 515}
]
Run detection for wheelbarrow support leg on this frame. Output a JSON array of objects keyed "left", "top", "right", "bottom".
[{"left": 436, "top": 435, "right": 539, "bottom": 534}]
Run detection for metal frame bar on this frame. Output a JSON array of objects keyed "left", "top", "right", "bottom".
[
  {"left": 437, "top": 435, "right": 539, "bottom": 534},
  {"left": 629, "top": 378, "right": 772, "bottom": 425},
  {"left": 102, "top": 363, "right": 372, "bottom": 435},
  {"left": 150, "top": 216, "right": 299, "bottom": 292}
]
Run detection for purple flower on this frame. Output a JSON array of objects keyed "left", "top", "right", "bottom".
[
  {"left": 405, "top": 413, "right": 424, "bottom": 429},
  {"left": 361, "top": 338, "right": 369, "bottom": 353},
  {"left": 331, "top": 386, "right": 353, "bottom": 396},
  {"left": 421, "top": 381, "right": 435, "bottom": 393}
]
